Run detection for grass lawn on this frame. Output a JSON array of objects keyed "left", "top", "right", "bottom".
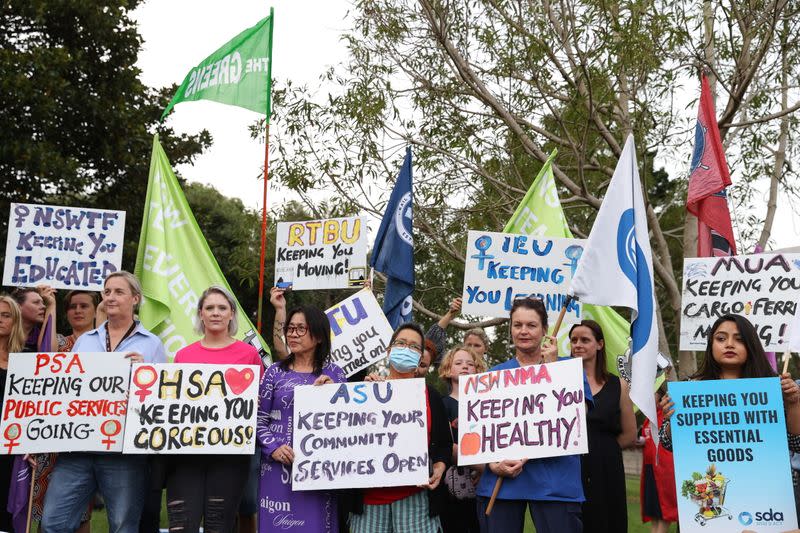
[{"left": 78, "top": 476, "right": 678, "bottom": 532}]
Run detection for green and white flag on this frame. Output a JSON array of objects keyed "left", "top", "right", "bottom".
[
  {"left": 134, "top": 135, "right": 270, "bottom": 361},
  {"left": 504, "top": 149, "right": 630, "bottom": 373},
  {"left": 162, "top": 10, "right": 274, "bottom": 119}
]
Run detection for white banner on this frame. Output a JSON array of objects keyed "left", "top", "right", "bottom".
[
  {"left": 123, "top": 363, "right": 259, "bottom": 454},
  {"left": 462, "top": 230, "right": 585, "bottom": 319},
  {"left": 680, "top": 253, "right": 800, "bottom": 351},
  {"left": 4, "top": 203, "right": 125, "bottom": 291},
  {"left": 0, "top": 352, "right": 130, "bottom": 453},
  {"left": 326, "top": 290, "right": 393, "bottom": 376},
  {"left": 274, "top": 216, "right": 368, "bottom": 290},
  {"left": 457, "top": 357, "right": 588, "bottom": 465},
  {"left": 292, "top": 379, "right": 428, "bottom": 490}
]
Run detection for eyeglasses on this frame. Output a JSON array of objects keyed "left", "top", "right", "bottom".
[
  {"left": 286, "top": 325, "right": 308, "bottom": 337},
  {"left": 391, "top": 339, "right": 423, "bottom": 354}
]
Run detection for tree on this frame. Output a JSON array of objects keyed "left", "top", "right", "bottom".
[
  {"left": 263, "top": 0, "right": 800, "bottom": 371},
  {"left": 0, "top": 0, "right": 211, "bottom": 273}
]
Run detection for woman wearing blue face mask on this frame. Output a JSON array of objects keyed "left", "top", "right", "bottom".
[{"left": 342, "top": 322, "right": 453, "bottom": 533}]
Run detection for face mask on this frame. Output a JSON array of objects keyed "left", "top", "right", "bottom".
[{"left": 389, "top": 346, "right": 421, "bottom": 374}]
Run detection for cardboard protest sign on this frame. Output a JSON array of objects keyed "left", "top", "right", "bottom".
[
  {"left": 668, "top": 379, "right": 798, "bottom": 532},
  {"left": 123, "top": 363, "right": 259, "bottom": 454},
  {"left": 4, "top": 203, "right": 125, "bottom": 291},
  {"left": 274, "top": 216, "right": 368, "bottom": 290},
  {"left": 326, "top": 290, "right": 393, "bottom": 376},
  {"left": 457, "top": 357, "right": 587, "bottom": 466},
  {"left": 462, "top": 230, "right": 586, "bottom": 319},
  {"left": 292, "top": 379, "right": 428, "bottom": 490},
  {"left": 680, "top": 253, "right": 800, "bottom": 351},
  {"left": 0, "top": 352, "right": 130, "bottom": 454}
]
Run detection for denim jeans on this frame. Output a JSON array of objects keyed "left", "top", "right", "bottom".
[{"left": 41, "top": 453, "right": 147, "bottom": 533}]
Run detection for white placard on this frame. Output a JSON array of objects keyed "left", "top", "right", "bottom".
[
  {"left": 680, "top": 253, "right": 800, "bottom": 351},
  {"left": 274, "top": 216, "right": 368, "bottom": 290},
  {"left": 123, "top": 363, "right": 259, "bottom": 454},
  {"left": 292, "top": 379, "right": 429, "bottom": 490},
  {"left": 326, "top": 290, "right": 394, "bottom": 376},
  {"left": 0, "top": 352, "right": 131, "bottom": 453},
  {"left": 457, "top": 357, "right": 588, "bottom": 465},
  {"left": 461, "top": 230, "right": 585, "bottom": 319},
  {"left": 3, "top": 203, "right": 125, "bottom": 291}
]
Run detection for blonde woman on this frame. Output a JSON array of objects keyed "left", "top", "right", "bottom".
[{"left": 0, "top": 295, "right": 26, "bottom": 531}]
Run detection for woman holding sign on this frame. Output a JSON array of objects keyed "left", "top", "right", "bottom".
[
  {"left": 343, "top": 322, "right": 452, "bottom": 533},
  {"left": 164, "top": 285, "right": 262, "bottom": 532},
  {"left": 569, "top": 320, "right": 636, "bottom": 533},
  {"left": 475, "top": 297, "right": 593, "bottom": 533},
  {"left": 0, "top": 295, "right": 26, "bottom": 531},
  {"left": 257, "top": 304, "right": 346, "bottom": 532},
  {"left": 659, "top": 314, "right": 800, "bottom": 445},
  {"left": 41, "top": 271, "right": 167, "bottom": 533}
]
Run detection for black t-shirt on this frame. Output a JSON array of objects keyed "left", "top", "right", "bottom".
[{"left": 442, "top": 394, "right": 459, "bottom": 424}]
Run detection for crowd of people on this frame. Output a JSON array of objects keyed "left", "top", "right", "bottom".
[{"left": 0, "top": 271, "right": 798, "bottom": 532}]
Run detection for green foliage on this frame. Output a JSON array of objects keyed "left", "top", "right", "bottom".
[{"left": 0, "top": 0, "right": 211, "bottom": 275}]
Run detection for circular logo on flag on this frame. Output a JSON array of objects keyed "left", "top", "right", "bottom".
[{"left": 394, "top": 192, "right": 413, "bottom": 246}]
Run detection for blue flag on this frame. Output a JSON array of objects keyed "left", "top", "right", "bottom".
[{"left": 371, "top": 147, "right": 414, "bottom": 328}]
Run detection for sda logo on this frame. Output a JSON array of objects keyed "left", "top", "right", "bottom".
[{"left": 739, "top": 509, "right": 785, "bottom": 525}]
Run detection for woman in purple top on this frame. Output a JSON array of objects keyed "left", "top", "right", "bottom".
[{"left": 257, "top": 305, "right": 346, "bottom": 532}]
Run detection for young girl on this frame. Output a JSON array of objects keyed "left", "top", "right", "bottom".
[
  {"left": 438, "top": 345, "right": 486, "bottom": 533},
  {"left": 660, "top": 313, "right": 800, "bottom": 446}
]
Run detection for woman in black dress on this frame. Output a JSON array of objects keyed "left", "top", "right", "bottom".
[{"left": 570, "top": 320, "right": 637, "bottom": 533}]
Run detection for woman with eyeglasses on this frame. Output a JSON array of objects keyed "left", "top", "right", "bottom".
[
  {"left": 256, "top": 305, "right": 346, "bottom": 532},
  {"left": 342, "top": 322, "right": 452, "bottom": 533},
  {"left": 475, "top": 297, "right": 593, "bottom": 533}
]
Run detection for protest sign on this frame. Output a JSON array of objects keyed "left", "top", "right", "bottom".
[
  {"left": 274, "top": 216, "right": 368, "bottom": 290},
  {"left": 3, "top": 203, "right": 125, "bottom": 291},
  {"left": 0, "top": 352, "right": 130, "bottom": 454},
  {"left": 123, "top": 363, "right": 259, "bottom": 454},
  {"left": 461, "top": 230, "right": 585, "bottom": 319},
  {"left": 680, "top": 253, "right": 800, "bottom": 351},
  {"left": 326, "top": 290, "right": 393, "bottom": 376},
  {"left": 457, "top": 357, "right": 587, "bottom": 466},
  {"left": 292, "top": 379, "right": 428, "bottom": 490},
  {"left": 668, "top": 379, "right": 798, "bottom": 532}
]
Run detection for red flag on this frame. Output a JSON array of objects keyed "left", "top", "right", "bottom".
[{"left": 686, "top": 75, "right": 737, "bottom": 256}]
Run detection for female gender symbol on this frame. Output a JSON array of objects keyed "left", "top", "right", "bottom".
[
  {"left": 3, "top": 423, "right": 21, "bottom": 454},
  {"left": 132, "top": 365, "right": 158, "bottom": 402},
  {"left": 100, "top": 419, "right": 122, "bottom": 450}
]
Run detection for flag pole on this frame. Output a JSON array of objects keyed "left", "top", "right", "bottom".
[
  {"left": 257, "top": 125, "right": 270, "bottom": 333},
  {"left": 485, "top": 294, "right": 574, "bottom": 516},
  {"left": 256, "top": 8, "right": 275, "bottom": 334}
]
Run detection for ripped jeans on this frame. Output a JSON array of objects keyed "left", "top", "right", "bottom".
[{"left": 166, "top": 454, "right": 251, "bottom": 533}]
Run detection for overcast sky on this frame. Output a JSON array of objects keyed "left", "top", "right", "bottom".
[{"left": 132, "top": 1, "right": 799, "bottom": 251}]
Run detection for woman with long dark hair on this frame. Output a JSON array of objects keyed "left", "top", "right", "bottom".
[
  {"left": 569, "top": 320, "right": 636, "bottom": 533},
  {"left": 256, "top": 305, "right": 346, "bottom": 532},
  {"left": 660, "top": 313, "right": 800, "bottom": 444}
]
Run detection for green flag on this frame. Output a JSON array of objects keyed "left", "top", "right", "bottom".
[
  {"left": 504, "top": 149, "right": 631, "bottom": 373},
  {"left": 134, "top": 135, "right": 270, "bottom": 362},
  {"left": 162, "top": 10, "right": 274, "bottom": 119}
]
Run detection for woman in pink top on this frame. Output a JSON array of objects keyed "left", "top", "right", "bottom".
[{"left": 167, "top": 285, "right": 261, "bottom": 532}]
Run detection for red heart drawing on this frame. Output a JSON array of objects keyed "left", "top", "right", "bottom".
[{"left": 224, "top": 368, "right": 255, "bottom": 395}]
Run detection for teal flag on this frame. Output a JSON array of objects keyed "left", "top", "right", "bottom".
[
  {"left": 504, "top": 149, "right": 631, "bottom": 373},
  {"left": 134, "top": 135, "right": 270, "bottom": 362},
  {"left": 162, "top": 10, "right": 274, "bottom": 119}
]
